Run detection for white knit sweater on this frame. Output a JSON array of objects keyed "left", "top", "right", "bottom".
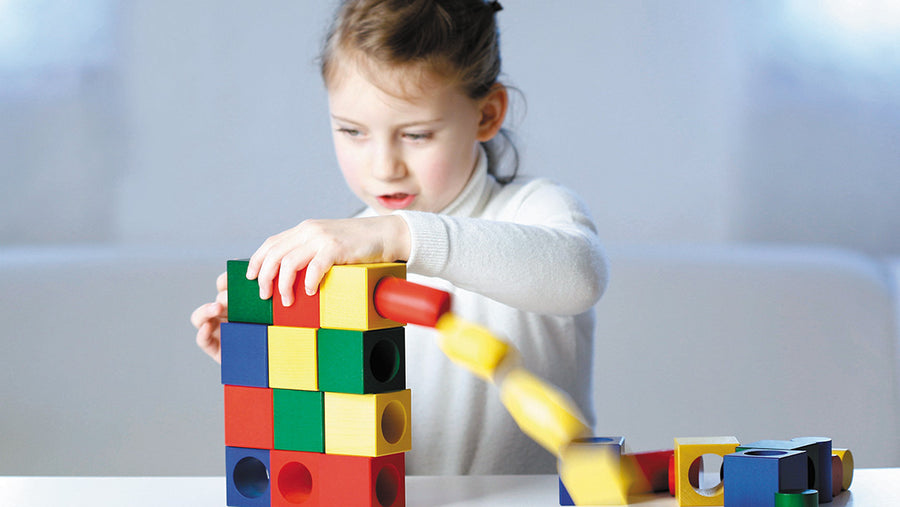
[{"left": 362, "top": 148, "right": 608, "bottom": 474}]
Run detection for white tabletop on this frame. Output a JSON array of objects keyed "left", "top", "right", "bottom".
[{"left": 0, "top": 470, "right": 897, "bottom": 506}]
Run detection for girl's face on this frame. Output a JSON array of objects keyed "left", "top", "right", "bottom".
[{"left": 327, "top": 60, "right": 493, "bottom": 215}]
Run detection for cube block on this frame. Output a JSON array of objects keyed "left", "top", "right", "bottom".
[
  {"left": 227, "top": 259, "right": 273, "bottom": 325},
  {"left": 317, "top": 327, "right": 405, "bottom": 394},
  {"left": 221, "top": 322, "right": 269, "bottom": 388},
  {"left": 324, "top": 389, "right": 412, "bottom": 457},
  {"left": 319, "top": 263, "right": 406, "bottom": 330},
  {"left": 674, "top": 436, "right": 739, "bottom": 506},
  {"left": 270, "top": 449, "right": 323, "bottom": 507},
  {"left": 273, "top": 388, "right": 324, "bottom": 453},
  {"left": 559, "top": 437, "right": 627, "bottom": 505},
  {"left": 625, "top": 449, "right": 675, "bottom": 494},
  {"left": 273, "top": 268, "right": 320, "bottom": 328},
  {"left": 320, "top": 452, "right": 405, "bottom": 507},
  {"left": 268, "top": 326, "right": 318, "bottom": 391},
  {"left": 723, "top": 449, "right": 808, "bottom": 507},
  {"left": 224, "top": 385, "right": 273, "bottom": 450},
  {"left": 226, "top": 446, "right": 271, "bottom": 507},
  {"left": 738, "top": 438, "right": 832, "bottom": 502}
]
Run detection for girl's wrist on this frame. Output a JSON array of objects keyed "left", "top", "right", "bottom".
[{"left": 386, "top": 214, "right": 411, "bottom": 263}]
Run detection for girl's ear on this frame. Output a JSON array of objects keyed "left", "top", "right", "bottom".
[{"left": 476, "top": 84, "right": 509, "bottom": 142}]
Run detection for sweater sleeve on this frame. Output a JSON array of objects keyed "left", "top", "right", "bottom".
[{"left": 394, "top": 179, "right": 608, "bottom": 315}]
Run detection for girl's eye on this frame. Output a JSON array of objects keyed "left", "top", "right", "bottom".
[
  {"left": 337, "top": 127, "right": 362, "bottom": 137},
  {"left": 403, "top": 132, "right": 433, "bottom": 141}
]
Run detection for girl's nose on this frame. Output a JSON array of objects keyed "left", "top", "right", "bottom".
[{"left": 372, "top": 142, "right": 406, "bottom": 181}]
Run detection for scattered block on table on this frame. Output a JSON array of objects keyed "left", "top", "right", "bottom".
[
  {"left": 832, "top": 448, "right": 853, "bottom": 490},
  {"left": 273, "top": 388, "right": 324, "bottom": 453},
  {"left": 373, "top": 276, "right": 451, "bottom": 327},
  {"left": 317, "top": 327, "right": 405, "bottom": 394},
  {"left": 669, "top": 452, "right": 676, "bottom": 496},
  {"left": 674, "top": 436, "right": 739, "bottom": 506},
  {"left": 227, "top": 259, "right": 273, "bottom": 325},
  {"left": 774, "top": 489, "right": 818, "bottom": 507},
  {"left": 558, "top": 437, "right": 629, "bottom": 506},
  {"left": 831, "top": 454, "right": 843, "bottom": 497},
  {"left": 738, "top": 438, "right": 832, "bottom": 502},
  {"left": 224, "top": 385, "right": 274, "bottom": 450},
  {"left": 324, "top": 389, "right": 411, "bottom": 457},
  {"left": 273, "top": 268, "right": 319, "bottom": 328},
  {"left": 624, "top": 449, "right": 674, "bottom": 494},
  {"left": 320, "top": 452, "right": 405, "bottom": 507},
  {"left": 221, "top": 322, "right": 269, "bottom": 388},
  {"left": 270, "top": 449, "right": 323, "bottom": 507},
  {"left": 268, "top": 326, "right": 318, "bottom": 391},
  {"left": 319, "top": 263, "right": 406, "bottom": 331},
  {"left": 226, "top": 446, "right": 271, "bottom": 507},
  {"left": 722, "top": 449, "right": 808, "bottom": 507}
]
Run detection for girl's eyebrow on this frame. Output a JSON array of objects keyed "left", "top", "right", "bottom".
[{"left": 330, "top": 114, "right": 443, "bottom": 129}]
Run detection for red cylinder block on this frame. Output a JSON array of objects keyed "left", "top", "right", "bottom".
[{"left": 373, "top": 277, "right": 451, "bottom": 328}]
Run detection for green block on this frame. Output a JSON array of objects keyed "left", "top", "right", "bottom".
[
  {"left": 317, "top": 327, "right": 405, "bottom": 394},
  {"left": 273, "top": 388, "right": 324, "bottom": 452},
  {"left": 227, "top": 259, "right": 273, "bottom": 324}
]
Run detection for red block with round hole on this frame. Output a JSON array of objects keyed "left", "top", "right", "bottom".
[
  {"left": 270, "top": 450, "right": 323, "bottom": 507},
  {"left": 224, "top": 385, "right": 274, "bottom": 450},
  {"left": 373, "top": 276, "right": 451, "bottom": 328},
  {"left": 273, "top": 269, "right": 320, "bottom": 328},
  {"left": 320, "top": 452, "right": 405, "bottom": 507}
]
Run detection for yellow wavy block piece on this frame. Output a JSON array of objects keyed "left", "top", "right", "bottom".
[
  {"left": 434, "top": 313, "right": 514, "bottom": 381},
  {"left": 498, "top": 368, "right": 590, "bottom": 457},
  {"left": 319, "top": 263, "right": 406, "bottom": 331},
  {"left": 324, "top": 389, "right": 412, "bottom": 457},
  {"left": 559, "top": 440, "right": 630, "bottom": 505},
  {"left": 267, "top": 326, "right": 318, "bottom": 391},
  {"left": 674, "top": 436, "right": 739, "bottom": 506}
]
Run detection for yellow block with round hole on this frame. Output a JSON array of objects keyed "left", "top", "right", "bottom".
[
  {"left": 268, "top": 326, "right": 318, "bottom": 391},
  {"left": 324, "top": 389, "right": 411, "bottom": 457},
  {"left": 434, "top": 313, "right": 514, "bottom": 381},
  {"left": 674, "top": 436, "right": 739, "bottom": 506},
  {"left": 833, "top": 448, "right": 854, "bottom": 490},
  {"left": 319, "top": 263, "right": 406, "bottom": 331},
  {"left": 498, "top": 367, "right": 590, "bottom": 458}
]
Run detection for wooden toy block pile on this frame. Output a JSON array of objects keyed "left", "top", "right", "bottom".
[
  {"left": 558, "top": 435, "right": 854, "bottom": 506},
  {"left": 222, "top": 260, "right": 410, "bottom": 507}
]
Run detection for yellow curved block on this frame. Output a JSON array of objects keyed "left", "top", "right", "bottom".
[
  {"left": 434, "top": 313, "right": 515, "bottom": 381},
  {"left": 833, "top": 448, "right": 854, "bottom": 490},
  {"left": 498, "top": 368, "right": 590, "bottom": 457},
  {"left": 559, "top": 441, "right": 630, "bottom": 505}
]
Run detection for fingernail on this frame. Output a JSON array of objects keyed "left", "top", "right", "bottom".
[{"left": 306, "top": 285, "right": 316, "bottom": 297}]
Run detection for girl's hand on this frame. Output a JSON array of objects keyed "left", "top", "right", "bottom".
[
  {"left": 190, "top": 271, "right": 228, "bottom": 363},
  {"left": 246, "top": 215, "right": 410, "bottom": 307}
]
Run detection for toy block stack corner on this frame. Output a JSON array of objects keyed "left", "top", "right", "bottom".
[{"left": 222, "top": 259, "right": 409, "bottom": 507}]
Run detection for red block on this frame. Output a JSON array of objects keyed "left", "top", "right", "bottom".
[
  {"left": 320, "top": 452, "right": 405, "bottom": 507},
  {"left": 270, "top": 450, "right": 323, "bottom": 507},
  {"left": 224, "top": 385, "right": 274, "bottom": 450},
  {"left": 627, "top": 449, "right": 674, "bottom": 493},
  {"left": 668, "top": 452, "right": 676, "bottom": 496},
  {"left": 373, "top": 277, "right": 450, "bottom": 328},
  {"left": 273, "top": 268, "right": 320, "bottom": 328}
]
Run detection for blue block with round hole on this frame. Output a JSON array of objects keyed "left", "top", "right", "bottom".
[
  {"left": 723, "top": 449, "right": 807, "bottom": 507},
  {"left": 738, "top": 438, "right": 832, "bottom": 502},
  {"left": 226, "top": 446, "right": 271, "bottom": 507}
]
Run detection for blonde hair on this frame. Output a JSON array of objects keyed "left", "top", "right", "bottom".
[{"left": 320, "top": 0, "right": 518, "bottom": 183}]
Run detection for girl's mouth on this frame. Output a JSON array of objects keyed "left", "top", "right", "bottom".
[{"left": 376, "top": 193, "right": 416, "bottom": 210}]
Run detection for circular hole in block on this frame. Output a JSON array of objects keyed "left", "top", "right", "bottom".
[
  {"left": 381, "top": 400, "right": 407, "bottom": 444},
  {"left": 746, "top": 450, "right": 788, "bottom": 457},
  {"left": 688, "top": 453, "right": 723, "bottom": 497},
  {"left": 375, "top": 463, "right": 401, "bottom": 507},
  {"left": 278, "top": 461, "right": 313, "bottom": 504},
  {"left": 805, "top": 456, "right": 816, "bottom": 489},
  {"left": 234, "top": 456, "right": 270, "bottom": 499},
  {"left": 369, "top": 339, "right": 400, "bottom": 383}
]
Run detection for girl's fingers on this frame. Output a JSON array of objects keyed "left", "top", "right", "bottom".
[
  {"left": 216, "top": 271, "right": 228, "bottom": 291},
  {"left": 278, "top": 249, "right": 317, "bottom": 306}
]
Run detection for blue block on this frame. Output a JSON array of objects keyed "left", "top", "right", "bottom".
[
  {"left": 723, "top": 449, "right": 807, "bottom": 507},
  {"left": 221, "top": 322, "right": 268, "bottom": 388},
  {"left": 738, "top": 438, "right": 832, "bottom": 503},
  {"left": 559, "top": 477, "right": 575, "bottom": 505},
  {"left": 225, "top": 446, "right": 270, "bottom": 507}
]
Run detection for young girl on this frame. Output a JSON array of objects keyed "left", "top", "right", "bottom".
[{"left": 191, "top": 0, "right": 608, "bottom": 475}]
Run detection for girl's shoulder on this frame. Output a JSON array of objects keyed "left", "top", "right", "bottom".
[{"left": 486, "top": 176, "right": 592, "bottom": 221}]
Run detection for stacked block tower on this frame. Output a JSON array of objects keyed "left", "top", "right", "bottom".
[{"left": 221, "top": 260, "right": 410, "bottom": 507}]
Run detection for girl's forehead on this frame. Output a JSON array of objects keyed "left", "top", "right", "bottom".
[{"left": 327, "top": 51, "right": 457, "bottom": 102}]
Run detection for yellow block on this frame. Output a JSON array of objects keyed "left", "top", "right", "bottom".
[
  {"left": 268, "top": 326, "right": 318, "bottom": 391},
  {"left": 559, "top": 440, "right": 630, "bottom": 505},
  {"left": 498, "top": 368, "right": 590, "bottom": 458},
  {"left": 434, "top": 313, "right": 515, "bottom": 382},
  {"left": 833, "top": 448, "right": 854, "bottom": 490},
  {"left": 324, "top": 389, "right": 412, "bottom": 457},
  {"left": 319, "top": 263, "right": 406, "bottom": 331},
  {"left": 674, "top": 436, "right": 739, "bottom": 506}
]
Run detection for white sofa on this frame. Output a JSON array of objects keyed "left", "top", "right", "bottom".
[{"left": 0, "top": 243, "right": 897, "bottom": 476}]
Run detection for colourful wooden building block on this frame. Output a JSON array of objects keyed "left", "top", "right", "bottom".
[
  {"left": 774, "top": 490, "right": 818, "bottom": 507},
  {"left": 226, "top": 446, "right": 271, "bottom": 507},
  {"left": 268, "top": 326, "right": 318, "bottom": 391},
  {"left": 317, "top": 327, "right": 405, "bottom": 394},
  {"left": 324, "top": 389, "right": 412, "bottom": 457},
  {"left": 831, "top": 454, "right": 843, "bottom": 497},
  {"left": 319, "top": 263, "right": 406, "bottom": 330},
  {"left": 221, "top": 322, "right": 269, "bottom": 388},
  {"left": 558, "top": 437, "right": 629, "bottom": 505},
  {"left": 273, "top": 388, "right": 324, "bottom": 453},
  {"left": 624, "top": 449, "right": 675, "bottom": 494},
  {"left": 320, "top": 452, "right": 405, "bottom": 507},
  {"left": 738, "top": 438, "right": 832, "bottom": 502},
  {"left": 270, "top": 449, "right": 323, "bottom": 507},
  {"left": 435, "top": 312, "right": 516, "bottom": 382},
  {"left": 224, "top": 385, "right": 274, "bottom": 450},
  {"left": 373, "top": 276, "right": 451, "bottom": 327},
  {"left": 273, "top": 268, "right": 319, "bottom": 328},
  {"left": 674, "top": 436, "right": 739, "bottom": 506},
  {"left": 833, "top": 448, "right": 853, "bottom": 490},
  {"left": 722, "top": 449, "right": 808, "bottom": 507},
  {"left": 227, "top": 259, "right": 273, "bottom": 325}
]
